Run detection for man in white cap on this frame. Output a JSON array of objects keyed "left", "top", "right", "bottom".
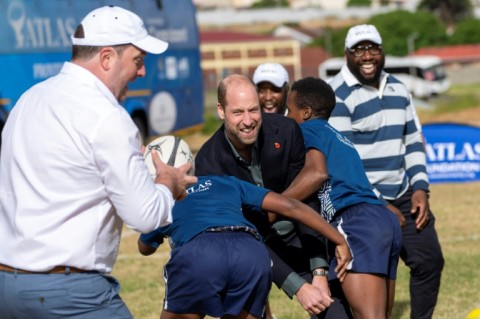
[
  {"left": 253, "top": 63, "right": 290, "bottom": 115},
  {"left": 328, "top": 24, "right": 444, "bottom": 319},
  {"left": 0, "top": 5, "right": 196, "bottom": 318}
]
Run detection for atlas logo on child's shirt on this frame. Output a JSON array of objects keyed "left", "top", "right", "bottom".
[{"left": 186, "top": 180, "right": 212, "bottom": 194}]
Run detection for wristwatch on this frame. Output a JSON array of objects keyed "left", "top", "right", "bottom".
[{"left": 312, "top": 269, "right": 329, "bottom": 277}]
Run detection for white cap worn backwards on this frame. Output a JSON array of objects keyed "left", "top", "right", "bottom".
[
  {"left": 71, "top": 5, "right": 168, "bottom": 54},
  {"left": 345, "top": 24, "right": 382, "bottom": 49}
]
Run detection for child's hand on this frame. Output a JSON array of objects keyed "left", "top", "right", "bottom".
[{"left": 334, "top": 243, "right": 351, "bottom": 282}]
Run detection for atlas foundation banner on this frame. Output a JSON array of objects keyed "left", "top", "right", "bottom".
[{"left": 423, "top": 122, "right": 480, "bottom": 183}]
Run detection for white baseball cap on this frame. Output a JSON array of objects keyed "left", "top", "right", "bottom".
[
  {"left": 345, "top": 24, "right": 382, "bottom": 49},
  {"left": 71, "top": 5, "right": 168, "bottom": 54},
  {"left": 253, "top": 63, "right": 289, "bottom": 88}
]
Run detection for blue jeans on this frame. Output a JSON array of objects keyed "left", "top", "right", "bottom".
[{"left": 0, "top": 271, "right": 133, "bottom": 319}]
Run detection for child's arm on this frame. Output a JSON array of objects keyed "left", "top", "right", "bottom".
[
  {"left": 261, "top": 192, "right": 351, "bottom": 282},
  {"left": 282, "top": 149, "right": 328, "bottom": 201},
  {"left": 137, "top": 231, "right": 164, "bottom": 256}
]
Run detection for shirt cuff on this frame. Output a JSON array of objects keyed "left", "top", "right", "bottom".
[
  {"left": 139, "top": 232, "right": 164, "bottom": 249},
  {"left": 310, "top": 257, "right": 329, "bottom": 270},
  {"left": 412, "top": 180, "right": 429, "bottom": 193},
  {"left": 154, "top": 183, "right": 175, "bottom": 225},
  {"left": 281, "top": 272, "right": 308, "bottom": 299}
]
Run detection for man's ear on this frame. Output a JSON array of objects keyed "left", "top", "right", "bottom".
[
  {"left": 99, "top": 47, "right": 115, "bottom": 71},
  {"left": 217, "top": 103, "right": 225, "bottom": 120}
]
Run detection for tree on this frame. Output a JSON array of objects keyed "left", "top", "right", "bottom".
[
  {"left": 368, "top": 10, "right": 448, "bottom": 55},
  {"left": 448, "top": 18, "right": 480, "bottom": 44},
  {"left": 417, "top": 0, "right": 473, "bottom": 28},
  {"left": 312, "top": 10, "right": 447, "bottom": 57},
  {"left": 251, "top": 0, "right": 289, "bottom": 8},
  {"left": 347, "top": 0, "right": 371, "bottom": 6}
]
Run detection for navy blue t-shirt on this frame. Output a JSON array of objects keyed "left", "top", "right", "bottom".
[
  {"left": 141, "top": 175, "right": 270, "bottom": 247},
  {"left": 301, "top": 119, "right": 381, "bottom": 222}
]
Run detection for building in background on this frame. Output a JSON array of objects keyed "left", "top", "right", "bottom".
[
  {"left": 200, "top": 30, "right": 302, "bottom": 89},
  {"left": 272, "top": 24, "right": 323, "bottom": 46}
]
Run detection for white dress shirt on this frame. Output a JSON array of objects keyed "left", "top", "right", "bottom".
[{"left": 0, "top": 62, "right": 174, "bottom": 273}]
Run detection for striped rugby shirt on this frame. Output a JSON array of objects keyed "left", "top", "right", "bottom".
[{"left": 328, "top": 64, "right": 429, "bottom": 202}]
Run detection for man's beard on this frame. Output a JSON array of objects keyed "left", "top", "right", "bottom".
[{"left": 347, "top": 58, "right": 385, "bottom": 86}]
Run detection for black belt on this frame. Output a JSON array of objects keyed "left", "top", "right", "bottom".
[{"left": 203, "top": 226, "right": 261, "bottom": 241}]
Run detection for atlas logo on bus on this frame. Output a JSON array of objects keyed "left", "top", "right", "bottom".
[
  {"left": 7, "top": 1, "right": 76, "bottom": 50},
  {"left": 0, "top": 0, "right": 204, "bottom": 149}
]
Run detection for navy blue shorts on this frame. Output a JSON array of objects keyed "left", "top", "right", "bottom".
[
  {"left": 163, "top": 231, "right": 272, "bottom": 317},
  {"left": 329, "top": 203, "right": 402, "bottom": 280}
]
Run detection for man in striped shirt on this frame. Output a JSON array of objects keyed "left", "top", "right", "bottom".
[{"left": 328, "top": 24, "right": 444, "bottom": 319}]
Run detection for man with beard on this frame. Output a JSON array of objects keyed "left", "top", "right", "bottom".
[
  {"left": 328, "top": 24, "right": 444, "bottom": 319},
  {"left": 195, "top": 74, "right": 352, "bottom": 319}
]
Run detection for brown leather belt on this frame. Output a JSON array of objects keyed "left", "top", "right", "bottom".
[{"left": 0, "top": 263, "right": 94, "bottom": 274}]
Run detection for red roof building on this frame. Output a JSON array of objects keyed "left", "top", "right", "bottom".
[
  {"left": 415, "top": 44, "right": 480, "bottom": 64},
  {"left": 200, "top": 30, "right": 302, "bottom": 89},
  {"left": 199, "top": 30, "right": 331, "bottom": 88}
]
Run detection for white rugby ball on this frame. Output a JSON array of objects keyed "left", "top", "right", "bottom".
[{"left": 144, "top": 135, "right": 194, "bottom": 177}]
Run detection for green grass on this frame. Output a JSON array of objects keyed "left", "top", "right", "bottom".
[
  {"left": 416, "top": 83, "right": 480, "bottom": 126},
  {"left": 201, "top": 112, "right": 222, "bottom": 135},
  {"left": 426, "top": 83, "right": 480, "bottom": 114}
]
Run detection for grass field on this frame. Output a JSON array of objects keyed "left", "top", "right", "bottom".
[{"left": 113, "top": 84, "right": 480, "bottom": 318}]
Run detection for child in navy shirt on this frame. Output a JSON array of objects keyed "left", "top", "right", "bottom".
[
  {"left": 284, "top": 77, "right": 402, "bottom": 319},
  {"left": 138, "top": 174, "right": 351, "bottom": 319}
]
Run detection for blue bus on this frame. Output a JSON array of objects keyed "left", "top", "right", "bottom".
[{"left": 0, "top": 0, "right": 204, "bottom": 146}]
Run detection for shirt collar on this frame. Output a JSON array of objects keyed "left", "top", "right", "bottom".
[
  {"left": 223, "top": 130, "right": 259, "bottom": 165},
  {"left": 340, "top": 64, "right": 389, "bottom": 97},
  {"left": 60, "top": 62, "right": 119, "bottom": 106}
]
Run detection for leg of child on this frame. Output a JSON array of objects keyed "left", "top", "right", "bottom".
[
  {"left": 386, "top": 278, "right": 396, "bottom": 319},
  {"left": 341, "top": 273, "right": 388, "bottom": 319},
  {"left": 161, "top": 310, "right": 204, "bottom": 319},
  {"left": 223, "top": 310, "right": 262, "bottom": 319}
]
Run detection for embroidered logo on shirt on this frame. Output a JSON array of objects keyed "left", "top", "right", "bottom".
[{"left": 186, "top": 179, "right": 212, "bottom": 194}]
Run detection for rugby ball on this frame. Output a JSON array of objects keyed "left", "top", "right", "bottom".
[{"left": 144, "top": 135, "right": 194, "bottom": 177}]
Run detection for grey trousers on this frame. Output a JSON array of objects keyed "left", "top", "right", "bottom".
[{"left": 0, "top": 271, "right": 133, "bottom": 319}]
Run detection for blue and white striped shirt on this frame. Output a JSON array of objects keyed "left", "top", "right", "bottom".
[{"left": 328, "top": 64, "right": 429, "bottom": 201}]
